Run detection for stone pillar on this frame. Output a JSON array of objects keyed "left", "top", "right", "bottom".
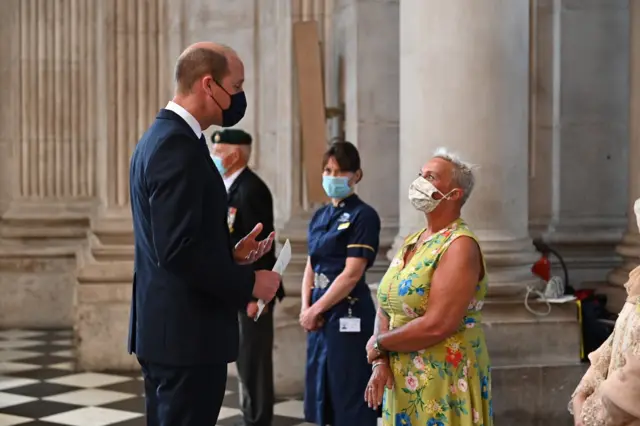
[
  {"left": 0, "top": 0, "right": 98, "bottom": 328},
  {"left": 75, "top": 0, "right": 169, "bottom": 371},
  {"left": 398, "top": 0, "right": 538, "bottom": 297},
  {"left": 529, "top": 0, "right": 629, "bottom": 288},
  {"left": 400, "top": 2, "right": 584, "bottom": 422},
  {"left": 603, "top": 0, "right": 640, "bottom": 312},
  {"left": 0, "top": 1, "right": 20, "bottom": 217},
  {"left": 333, "top": 0, "right": 400, "bottom": 280},
  {"left": 259, "top": 0, "right": 309, "bottom": 397}
]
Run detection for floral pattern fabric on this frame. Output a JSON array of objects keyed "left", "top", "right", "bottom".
[
  {"left": 377, "top": 219, "right": 493, "bottom": 426},
  {"left": 569, "top": 298, "right": 640, "bottom": 426}
]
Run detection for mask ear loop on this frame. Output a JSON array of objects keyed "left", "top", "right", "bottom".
[{"left": 208, "top": 80, "right": 232, "bottom": 111}]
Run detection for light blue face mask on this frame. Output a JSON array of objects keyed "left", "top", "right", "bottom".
[
  {"left": 322, "top": 175, "right": 352, "bottom": 199},
  {"left": 211, "top": 155, "right": 227, "bottom": 176}
]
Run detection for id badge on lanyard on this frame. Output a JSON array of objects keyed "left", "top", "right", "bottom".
[{"left": 339, "top": 297, "right": 361, "bottom": 333}]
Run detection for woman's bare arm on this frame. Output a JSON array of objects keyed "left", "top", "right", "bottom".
[
  {"left": 376, "top": 236, "right": 481, "bottom": 352},
  {"left": 374, "top": 306, "right": 390, "bottom": 336},
  {"left": 309, "top": 257, "right": 367, "bottom": 313}
]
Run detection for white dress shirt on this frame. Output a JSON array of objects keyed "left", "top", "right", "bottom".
[
  {"left": 165, "top": 101, "right": 202, "bottom": 139},
  {"left": 223, "top": 167, "right": 246, "bottom": 192}
]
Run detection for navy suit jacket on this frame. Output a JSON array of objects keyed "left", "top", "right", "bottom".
[{"left": 128, "top": 109, "right": 255, "bottom": 366}]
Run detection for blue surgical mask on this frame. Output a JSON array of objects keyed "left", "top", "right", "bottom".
[
  {"left": 211, "top": 155, "right": 227, "bottom": 176},
  {"left": 322, "top": 176, "right": 352, "bottom": 199}
]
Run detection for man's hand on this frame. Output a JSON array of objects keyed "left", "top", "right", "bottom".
[
  {"left": 234, "top": 223, "right": 275, "bottom": 265},
  {"left": 246, "top": 301, "right": 269, "bottom": 319},
  {"left": 253, "top": 270, "right": 281, "bottom": 302}
]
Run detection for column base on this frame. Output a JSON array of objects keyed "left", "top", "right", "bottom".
[
  {"left": 0, "top": 242, "right": 77, "bottom": 328},
  {"left": 531, "top": 219, "right": 625, "bottom": 288},
  {"left": 482, "top": 298, "right": 584, "bottom": 425},
  {"left": 74, "top": 216, "right": 138, "bottom": 372},
  {"left": 607, "top": 231, "right": 640, "bottom": 285},
  {"left": 393, "top": 230, "right": 540, "bottom": 297},
  {"left": 603, "top": 231, "right": 640, "bottom": 312},
  {"left": 271, "top": 215, "right": 309, "bottom": 396},
  {"left": 0, "top": 198, "right": 93, "bottom": 328},
  {"left": 1, "top": 198, "right": 94, "bottom": 241}
]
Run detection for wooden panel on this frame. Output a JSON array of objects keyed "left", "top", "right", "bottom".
[{"left": 293, "top": 20, "right": 327, "bottom": 204}]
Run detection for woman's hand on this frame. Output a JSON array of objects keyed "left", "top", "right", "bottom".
[
  {"left": 299, "top": 306, "right": 324, "bottom": 332},
  {"left": 365, "top": 361, "right": 394, "bottom": 410}
]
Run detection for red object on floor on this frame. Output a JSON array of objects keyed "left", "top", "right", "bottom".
[
  {"left": 575, "top": 289, "right": 595, "bottom": 301},
  {"left": 531, "top": 254, "right": 551, "bottom": 282}
]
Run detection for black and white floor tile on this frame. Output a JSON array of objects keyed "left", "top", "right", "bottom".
[{"left": 0, "top": 329, "right": 311, "bottom": 426}]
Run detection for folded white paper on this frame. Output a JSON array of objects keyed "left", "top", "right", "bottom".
[{"left": 255, "top": 239, "right": 291, "bottom": 321}]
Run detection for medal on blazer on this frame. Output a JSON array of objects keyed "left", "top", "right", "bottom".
[{"left": 227, "top": 207, "right": 237, "bottom": 233}]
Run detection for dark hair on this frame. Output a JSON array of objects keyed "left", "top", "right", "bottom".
[
  {"left": 174, "top": 48, "right": 229, "bottom": 94},
  {"left": 322, "top": 140, "right": 361, "bottom": 175}
]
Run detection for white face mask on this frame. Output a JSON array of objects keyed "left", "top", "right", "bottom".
[{"left": 408, "top": 177, "right": 456, "bottom": 213}]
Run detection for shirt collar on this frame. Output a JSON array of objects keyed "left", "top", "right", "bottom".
[
  {"left": 332, "top": 193, "right": 359, "bottom": 209},
  {"left": 165, "top": 101, "right": 202, "bottom": 139},
  {"left": 223, "top": 167, "right": 247, "bottom": 192}
]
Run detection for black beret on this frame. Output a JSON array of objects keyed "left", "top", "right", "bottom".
[{"left": 211, "top": 129, "right": 252, "bottom": 145}]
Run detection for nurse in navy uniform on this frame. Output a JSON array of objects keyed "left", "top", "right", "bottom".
[{"left": 299, "top": 140, "right": 381, "bottom": 426}]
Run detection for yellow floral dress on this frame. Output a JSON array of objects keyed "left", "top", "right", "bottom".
[{"left": 377, "top": 218, "right": 493, "bottom": 426}]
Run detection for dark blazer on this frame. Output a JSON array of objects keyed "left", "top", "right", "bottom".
[
  {"left": 128, "top": 109, "right": 255, "bottom": 366},
  {"left": 227, "top": 168, "right": 285, "bottom": 304}
]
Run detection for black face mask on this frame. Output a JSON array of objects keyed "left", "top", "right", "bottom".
[
  {"left": 221, "top": 91, "right": 247, "bottom": 127},
  {"left": 210, "top": 83, "right": 247, "bottom": 127}
]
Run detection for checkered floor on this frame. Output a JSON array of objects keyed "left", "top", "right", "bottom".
[{"left": 0, "top": 329, "right": 310, "bottom": 426}]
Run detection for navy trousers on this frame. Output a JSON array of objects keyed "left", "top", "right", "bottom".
[{"left": 138, "top": 358, "right": 228, "bottom": 426}]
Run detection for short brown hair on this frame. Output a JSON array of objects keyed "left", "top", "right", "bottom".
[
  {"left": 174, "top": 47, "right": 229, "bottom": 94},
  {"left": 322, "top": 140, "right": 361, "bottom": 173}
]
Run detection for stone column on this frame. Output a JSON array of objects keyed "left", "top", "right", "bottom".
[
  {"left": 333, "top": 0, "right": 400, "bottom": 280},
  {"left": 528, "top": 0, "right": 629, "bottom": 288},
  {"left": 255, "top": 0, "right": 309, "bottom": 397},
  {"left": 603, "top": 0, "right": 640, "bottom": 312},
  {"left": 75, "top": 0, "right": 170, "bottom": 371},
  {"left": 397, "top": 0, "right": 538, "bottom": 296},
  {"left": 0, "top": 0, "right": 99, "bottom": 328},
  {"left": 399, "top": 3, "right": 584, "bottom": 421}
]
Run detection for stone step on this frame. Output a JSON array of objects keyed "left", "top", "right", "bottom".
[
  {"left": 482, "top": 298, "right": 579, "bottom": 322},
  {"left": 492, "top": 362, "right": 587, "bottom": 426},
  {"left": 482, "top": 300, "right": 581, "bottom": 366}
]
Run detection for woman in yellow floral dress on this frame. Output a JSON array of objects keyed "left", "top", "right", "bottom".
[{"left": 364, "top": 149, "right": 492, "bottom": 426}]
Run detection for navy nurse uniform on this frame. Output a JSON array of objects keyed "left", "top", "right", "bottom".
[{"left": 304, "top": 194, "right": 381, "bottom": 426}]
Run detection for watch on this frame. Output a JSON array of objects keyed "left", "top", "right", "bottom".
[{"left": 373, "top": 335, "right": 385, "bottom": 356}]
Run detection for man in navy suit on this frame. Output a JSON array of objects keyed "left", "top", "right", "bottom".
[{"left": 128, "top": 42, "right": 282, "bottom": 426}]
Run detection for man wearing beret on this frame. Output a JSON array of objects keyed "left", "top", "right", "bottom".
[{"left": 211, "top": 129, "right": 285, "bottom": 426}]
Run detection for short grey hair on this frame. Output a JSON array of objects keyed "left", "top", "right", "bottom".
[
  {"left": 237, "top": 144, "right": 252, "bottom": 162},
  {"left": 433, "top": 147, "right": 476, "bottom": 205}
]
